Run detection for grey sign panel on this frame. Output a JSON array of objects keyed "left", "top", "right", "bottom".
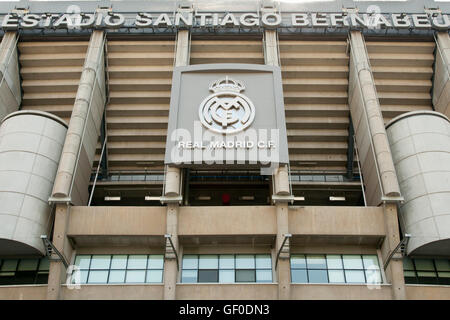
[{"left": 165, "top": 64, "right": 289, "bottom": 167}]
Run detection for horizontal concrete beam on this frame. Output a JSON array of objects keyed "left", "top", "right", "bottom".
[
  {"left": 288, "top": 206, "right": 386, "bottom": 240},
  {"left": 406, "top": 285, "right": 450, "bottom": 300},
  {"left": 176, "top": 284, "right": 278, "bottom": 300},
  {"left": 178, "top": 206, "right": 277, "bottom": 236},
  {"left": 0, "top": 285, "right": 47, "bottom": 300},
  {"left": 61, "top": 284, "right": 164, "bottom": 300},
  {"left": 291, "top": 284, "right": 392, "bottom": 300},
  {"left": 67, "top": 206, "right": 166, "bottom": 237}
]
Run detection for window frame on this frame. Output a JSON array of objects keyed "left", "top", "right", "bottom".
[
  {"left": 0, "top": 257, "right": 50, "bottom": 285},
  {"left": 72, "top": 254, "right": 165, "bottom": 285},
  {"left": 181, "top": 254, "right": 273, "bottom": 284},
  {"left": 403, "top": 257, "right": 450, "bottom": 286},
  {"left": 290, "top": 254, "right": 382, "bottom": 285}
]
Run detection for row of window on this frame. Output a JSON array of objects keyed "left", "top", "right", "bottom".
[
  {"left": 403, "top": 257, "right": 450, "bottom": 285},
  {"left": 181, "top": 254, "right": 272, "bottom": 283},
  {"left": 2, "top": 255, "right": 450, "bottom": 286},
  {"left": 73, "top": 254, "right": 165, "bottom": 284},
  {"left": 290, "top": 254, "right": 382, "bottom": 284},
  {"left": 0, "top": 257, "right": 49, "bottom": 285}
]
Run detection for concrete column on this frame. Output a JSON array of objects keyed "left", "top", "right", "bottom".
[
  {"left": 275, "top": 203, "right": 291, "bottom": 300},
  {"left": 264, "top": 29, "right": 291, "bottom": 299},
  {"left": 433, "top": 32, "right": 450, "bottom": 118},
  {"left": 264, "top": 30, "right": 278, "bottom": 67},
  {"left": 163, "top": 203, "right": 179, "bottom": 300},
  {"left": 348, "top": 31, "right": 401, "bottom": 206},
  {"left": 162, "top": 29, "right": 190, "bottom": 300},
  {"left": 46, "top": 203, "right": 73, "bottom": 300},
  {"left": 51, "top": 30, "right": 106, "bottom": 205},
  {"left": 380, "top": 203, "right": 406, "bottom": 300},
  {"left": 0, "top": 32, "right": 21, "bottom": 121}
]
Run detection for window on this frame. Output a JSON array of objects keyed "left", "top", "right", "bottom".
[
  {"left": 0, "top": 257, "right": 49, "bottom": 285},
  {"left": 403, "top": 257, "right": 450, "bottom": 285},
  {"left": 290, "top": 254, "right": 382, "bottom": 284},
  {"left": 181, "top": 254, "right": 272, "bottom": 283},
  {"left": 72, "top": 254, "right": 164, "bottom": 284}
]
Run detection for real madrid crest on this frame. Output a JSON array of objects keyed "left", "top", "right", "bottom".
[{"left": 198, "top": 76, "right": 255, "bottom": 134}]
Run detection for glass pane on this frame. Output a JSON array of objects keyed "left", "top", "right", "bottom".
[
  {"left": 365, "top": 270, "right": 382, "bottom": 284},
  {"left": 404, "top": 271, "right": 416, "bottom": 277},
  {"left": 438, "top": 272, "right": 450, "bottom": 278},
  {"left": 345, "top": 270, "right": 365, "bottom": 283},
  {"left": 256, "top": 269, "right": 272, "bottom": 283},
  {"left": 404, "top": 276, "right": 417, "bottom": 284},
  {"left": 18, "top": 259, "right": 39, "bottom": 271},
  {"left": 125, "top": 270, "right": 146, "bottom": 283},
  {"left": 255, "top": 255, "right": 272, "bottom": 269},
  {"left": 219, "top": 270, "right": 235, "bottom": 283},
  {"left": 127, "top": 255, "right": 147, "bottom": 270},
  {"left": 146, "top": 270, "right": 163, "bottom": 283},
  {"left": 1, "top": 259, "right": 18, "bottom": 271},
  {"left": 181, "top": 270, "right": 197, "bottom": 283},
  {"left": 328, "top": 270, "right": 345, "bottom": 283},
  {"left": 182, "top": 255, "right": 198, "bottom": 269},
  {"left": 291, "top": 269, "right": 307, "bottom": 283},
  {"left": 219, "top": 255, "right": 234, "bottom": 269},
  {"left": 199, "top": 255, "right": 218, "bottom": 269},
  {"left": 326, "top": 255, "right": 343, "bottom": 269},
  {"left": 110, "top": 255, "right": 127, "bottom": 269},
  {"left": 414, "top": 259, "right": 435, "bottom": 271},
  {"left": 74, "top": 255, "right": 91, "bottom": 269},
  {"left": 308, "top": 270, "right": 328, "bottom": 283},
  {"left": 362, "top": 255, "right": 379, "bottom": 269},
  {"left": 71, "top": 270, "right": 88, "bottom": 284},
  {"left": 343, "top": 255, "right": 364, "bottom": 270},
  {"left": 417, "top": 271, "right": 436, "bottom": 277},
  {"left": 236, "top": 270, "right": 256, "bottom": 282},
  {"left": 306, "top": 255, "right": 327, "bottom": 269},
  {"left": 435, "top": 259, "right": 450, "bottom": 271},
  {"left": 148, "top": 255, "right": 164, "bottom": 270},
  {"left": 87, "top": 270, "right": 108, "bottom": 283},
  {"left": 38, "top": 258, "right": 50, "bottom": 271},
  {"left": 198, "top": 270, "right": 218, "bottom": 283},
  {"left": 403, "top": 257, "right": 414, "bottom": 271},
  {"left": 90, "top": 255, "right": 111, "bottom": 270},
  {"left": 108, "top": 270, "right": 126, "bottom": 283},
  {"left": 291, "top": 255, "right": 306, "bottom": 269},
  {"left": 235, "top": 255, "right": 255, "bottom": 269}
]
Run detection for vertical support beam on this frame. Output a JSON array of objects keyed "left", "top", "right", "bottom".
[
  {"left": 348, "top": 31, "right": 401, "bottom": 206},
  {"left": 264, "top": 28, "right": 291, "bottom": 300},
  {"left": 46, "top": 203, "right": 73, "bottom": 300},
  {"left": 433, "top": 32, "right": 450, "bottom": 118},
  {"left": 346, "top": 116, "right": 355, "bottom": 180},
  {"left": 0, "top": 31, "right": 21, "bottom": 121},
  {"left": 163, "top": 29, "right": 190, "bottom": 300},
  {"left": 51, "top": 30, "right": 106, "bottom": 205},
  {"left": 381, "top": 203, "right": 406, "bottom": 300}
]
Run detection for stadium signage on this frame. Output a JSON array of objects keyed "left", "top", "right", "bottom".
[
  {"left": 1, "top": 11, "right": 450, "bottom": 30},
  {"left": 164, "top": 64, "right": 289, "bottom": 168}
]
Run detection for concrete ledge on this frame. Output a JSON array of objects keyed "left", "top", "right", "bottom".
[
  {"left": 178, "top": 206, "right": 277, "bottom": 236},
  {"left": 288, "top": 206, "right": 385, "bottom": 244},
  {"left": 176, "top": 283, "right": 278, "bottom": 300},
  {"left": 0, "top": 285, "right": 47, "bottom": 300},
  {"left": 291, "top": 283, "right": 392, "bottom": 300},
  {"left": 67, "top": 206, "right": 166, "bottom": 237},
  {"left": 61, "top": 284, "right": 164, "bottom": 300},
  {"left": 406, "top": 284, "right": 450, "bottom": 300}
]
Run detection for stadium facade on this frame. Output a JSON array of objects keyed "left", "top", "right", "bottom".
[{"left": 0, "top": 0, "right": 449, "bottom": 300}]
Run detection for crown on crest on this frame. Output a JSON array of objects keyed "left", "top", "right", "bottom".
[{"left": 209, "top": 76, "right": 245, "bottom": 93}]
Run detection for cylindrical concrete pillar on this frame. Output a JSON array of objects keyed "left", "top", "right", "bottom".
[
  {"left": 386, "top": 111, "right": 450, "bottom": 256},
  {"left": 0, "top": 111, "right": 67, "bottom": 256}
]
